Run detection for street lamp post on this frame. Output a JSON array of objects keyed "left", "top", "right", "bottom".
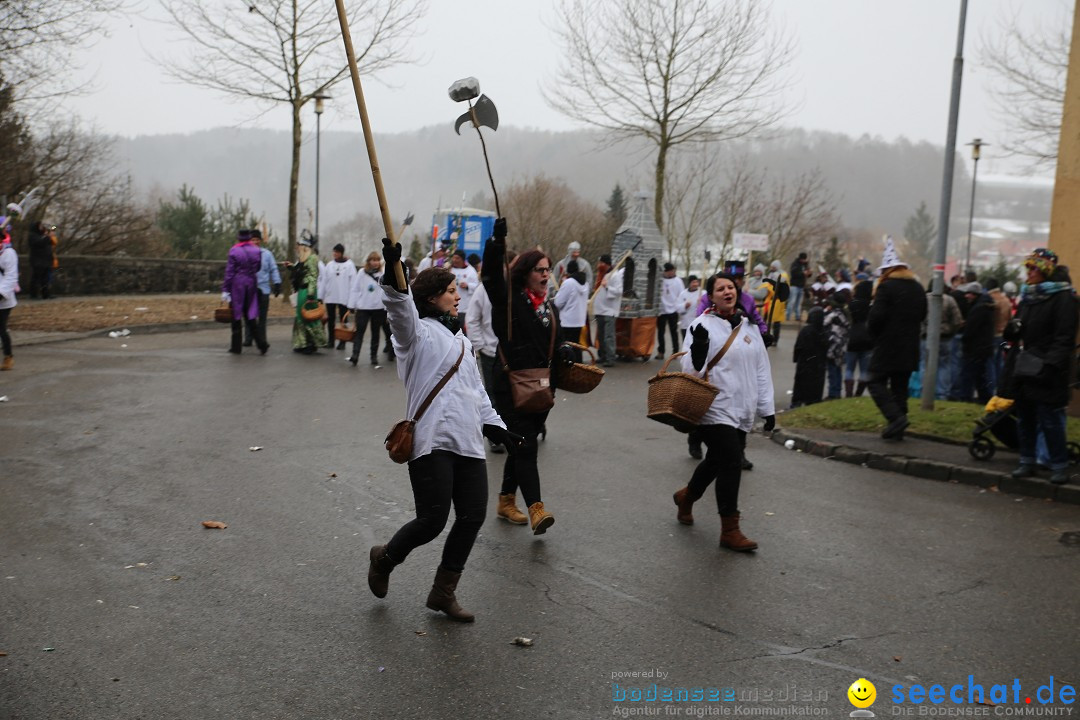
[
  {"left": 964, "top": 137, "right": 987, "bottom": 274},
  {"left": 313, "top": 93, "right": 330, "bottom": 244}
]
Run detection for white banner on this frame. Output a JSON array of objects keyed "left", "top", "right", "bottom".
[{"left": 732, "top": 233, "right": 769, "bottom": 251}]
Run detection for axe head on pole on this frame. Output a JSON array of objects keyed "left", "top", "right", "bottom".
[{"left": 454, "top": 94, "right": 499, "bottom": 135}]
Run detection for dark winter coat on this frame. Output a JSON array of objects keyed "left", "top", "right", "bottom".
[
  {"left": 867, "top": 269, "right": 928, "bottom": 375},
  {"left": 1000, "top": 285, "right": 1078, "bottom": 407},
  {"left": 791, "top": 306, "right": 826, "bottom": 406},
  {"left": 28, "top": 230, "right": 52, "bottom": 269},
  {"left": 960, "top": 293, "right": 995, "bottom": 360},
  {"left": 846, "top": 280, "right": 873, "bottom": 353},
  {"left": 789, "top": 258, "right": 809, "bottom": 288},
  {"left": 482, "top": 239, "right": 562, "bottom": 414}
]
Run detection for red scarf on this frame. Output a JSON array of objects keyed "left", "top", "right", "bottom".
[{"left": 524, "top": 288, "right": 546, "bottom": 311}]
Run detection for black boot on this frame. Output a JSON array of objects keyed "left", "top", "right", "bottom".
[
  {"left": 426, "top": 567, "right": 475, "bottom": 622},
  {"left": 367, "top": 545, "right": 396, "bottom": 598}
]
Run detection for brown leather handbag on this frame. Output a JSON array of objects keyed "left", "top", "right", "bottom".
[
  {"left": 385, "top": 341, "right": 465, "bottom": 463},
  {"left": 498, "top": 282, "right": 557, "bottom": 414}
]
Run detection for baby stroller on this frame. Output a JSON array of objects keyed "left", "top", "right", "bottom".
[{"left": 968, "top": 396, "right": 1080, "bottom": 463}]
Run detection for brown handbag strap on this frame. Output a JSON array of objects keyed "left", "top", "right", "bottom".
[
  {"left": 413, "top": 340, "right": 465, "bottom": 422},
  {"left": 702, "top": 319, "right": 742, "bottom": 377}
]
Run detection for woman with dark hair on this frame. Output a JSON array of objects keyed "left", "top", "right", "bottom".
[
  {"left": 367, "top": 239, "right": 521, "bottom": 622},
  {"left": 672, "top": 273, "right": 775, "bottom": 552},
  {"left": 1002, "top": 250, "right": 1078, "bottom": 485},
  {"left": 481, "top": 219, "right": 568, "bottom": 533}
]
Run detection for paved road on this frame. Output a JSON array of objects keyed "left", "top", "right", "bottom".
[{"left": 1, "top": 327, "right": 1078, "bottom": 719}]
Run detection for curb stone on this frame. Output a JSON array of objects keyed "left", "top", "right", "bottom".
[
  {"left": 15, "top": 317, "right": 293, "bottom": 347},
  {"left": 771, "top": 430, "right": 1079, "bottom": 506}
]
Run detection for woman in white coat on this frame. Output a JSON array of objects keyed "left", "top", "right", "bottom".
[
  {"left": 553, "top": 260, "right": 588, "bottom": 360},
  {"left": 0, "top": 233, "right": 18, "bottom": 370},
  {"left": 672, "top": 273, "right": 776, "bottom": 552},
  {"left": 368, "top": 238, "right": 521, "bottom": 622},
  {"left": 347, "top": 251, "right": 387, "bottom": 367}
]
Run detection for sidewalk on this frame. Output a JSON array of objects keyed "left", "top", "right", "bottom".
[{"left": 771, "top": 425, "right": 1080, "bottom": 506}]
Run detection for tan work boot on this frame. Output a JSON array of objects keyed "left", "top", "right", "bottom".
[
  {"left": 719, "top": 513, "right": 758, "bottom": 552},
  {"left": 672, "top": 486, "right": 698, "bottom": 526},
  {"left": 1, "top": 355, "right": 12, "bottom": 371},
  {"left": 496, "top": 492, "right": 528, "bottom": 525},
  {"left": 425, "top": 567, "right": 475, "bottom": 622},
  {"left": 528, "top": 501, "right": 555, "bottom": 535}
]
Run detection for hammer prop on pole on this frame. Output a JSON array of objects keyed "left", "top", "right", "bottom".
[
  {"left": 333, "top": 0, "right": 406, "bottom": 289},
  {"left": 449, "top": 77, "right": 501, "bottom": 216}
]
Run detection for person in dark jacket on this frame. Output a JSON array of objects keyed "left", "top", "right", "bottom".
[
  {"left": 1001, "top": 249, "right": 1078, "bottom": 485},
  {"left": 790, "top": 306, "right": 826, "bottom": 408},
  {"left": 481, "top": 218, "right": 572, "bottom": 534},
  {"left": 866, "top": 241, "right": 927, "bottom": 440},
  {"left": 787, "top": 252, "right": 810, "bottom": 322},
  {"left": 844, "top": 278, "right": 874, "bottom": 396},
  {"left": 956, "top": 282, "right": 996, "bottom": 403},
  {"left": 28, "top": 222, "right": 53, "bottom": 299}
]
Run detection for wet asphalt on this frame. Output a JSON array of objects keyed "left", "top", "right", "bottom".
[{"left": 1, "top": 326, "right": 1078, "bottom": 719}]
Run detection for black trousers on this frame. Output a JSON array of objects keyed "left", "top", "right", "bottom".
[
  {"left": 687, "top": 424, "right": 746, "bottom": 516},
  {"left": 231, "top": 316, "right": 265, "bottom": 352},
  {"left": 385, "top": 450, "right": 488, "bottom": 573},
  {"left": 499, "top": 407, "right": 550, "bottom": 506},
  {"left": 351, "top": 309, "right": 386, "bottom": 361},
  {"left": 867, "top": 371, "right": 911, "bottom": 423},
  {"left": 657, "top": 313, "right": 680, "bottom": 355},
  {"left": 29, "top": 267, "right": 50, "bottom": 298},
  {"left": 561, "top": 326, "right": 582, "bottom": 362},
  {"left": 0, "top": 307, "right": 11, "bottom": 356},
  {"left": 325, "top": 303, "right": 349, "bottom": 346},
  {"left": 245, "top": 291, "right": 271, "bottom": 344}
]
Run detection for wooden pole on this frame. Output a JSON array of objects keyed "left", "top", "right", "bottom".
[{"left": 333, "top": 0, "right": 406, "bottom": 289}]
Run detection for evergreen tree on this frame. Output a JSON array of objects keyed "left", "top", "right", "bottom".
[
  {"left": 156, "top": 185, "right": 208, "bottom": 259},
  {"left": 903, "top": 201, "right": 936, "bottom": 259},
  {"left": 822, "top": 236, "right": 846, "bottom": 274},
  {"left": 978, "top": 259, "right": 1019, "bottom": 289},
  {"left": 605, "top": 183, "right": 627, "bottom": 227}
]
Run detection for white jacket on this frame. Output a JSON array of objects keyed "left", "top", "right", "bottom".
[
  {"left": 593, "top": 267, "right": 623, "bottom": 317},
  {"left": 677, "top": 288, "right": 702, "bottom": 330},
  {"left": 384, "top": 286, "right": 504, "bottom": 461},
  {"left": 0, "top": 245, "right": 18, "bottom": 310},
  {"left": 661, "top": 276, "right": 685, "bottom": 314},
  {"left": 553, "top": 276, "right": 588, "bottom": 327},
  {"left": 322, "top": 259, "right": 356, "bottom": 305},
  {"left": 466, "top": 283, "right": 498, "bottom": 357},
  {"left": 449, "top": 264, "right": 479, "bottom": 315},
  {"left": 680, "top": 314, "right": 775, "bottom": 431},
  {"left": 349, "top": 269, "right": 385, "bottom": 311}
]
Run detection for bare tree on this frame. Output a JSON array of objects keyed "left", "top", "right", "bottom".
[
  {"left": 543, "top": 0, "right": 792, "bottom": 232},
  {"left": 157, "top": 0, "right": 425, "bottom": 252},
  {"left": 662, "top": 147, "right": 723, "bottom": 274},
  {"left": 0, "top": 0, "right": 126, "bottom": 102},
  {"left": 981, "top": 3, "right": 1071, "bottom": 169},
  {"left": 709, "top": 156, "right": 767, "bottom": 274},
  {"left": 759, "top": 168, "right": 841, "bottom": 263},
  {"left": 500, "top": 174, "right": 608, "bottom": 260}
]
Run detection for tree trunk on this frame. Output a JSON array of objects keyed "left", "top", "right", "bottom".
[
  {"left": 288, "top": 100, "right": 302, "bottom": 261},
  {"left": 654, "top": 142, "right": 667, "bottom": 254}
]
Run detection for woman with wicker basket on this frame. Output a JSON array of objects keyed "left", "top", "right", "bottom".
[
  {"left": 553, "top": 260, "right": 588, "bottom": 362},
  {"left": 367, "top": 238, "right": 521, "bottom": 622},
  {"left": 481, "top": 218, "right": 574, "bottom": 534},
  {"left": 672, "top": 273, "right": 776, "bottom": 552},
  {"left": 287, "top": 233, "right": 327, "bottom": 354}
]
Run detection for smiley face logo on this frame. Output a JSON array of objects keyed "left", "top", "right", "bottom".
[{"left": 847, "top": 678, "right": 877, "bottom": 709}]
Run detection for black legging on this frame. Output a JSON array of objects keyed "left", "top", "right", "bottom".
[
  {"left": 687, "top": 423, "right": 746, "bottom": 516},
  {"left": 385, "top": 450, "right": 488, "bottom": 573},
  {"left": 351, "top": 309, "right": 386, "bottom": 361},
  {"left": 499, "top": 407, "right": 550, "bottom": 507},
  {"left": 0, "top": 307, "right": 11, "bottom": 356}
]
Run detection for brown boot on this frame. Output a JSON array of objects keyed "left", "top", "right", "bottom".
[
  {"left": 528, "top": 501, "right": 555, "bottom": 535},
  {"left": 1, "top": 355, "right": 12, "bottom": 371},
  {"left": 719, "top": 514, "right": 758, "bottom": 552},
  {"left": 844, "top": 379, "right": 854, "bottom": 398},
  {"left": 855, "top": 381, "right": 867, "bottom": 397},
  {"left": 367, "top": 544, "right": 396, "bottom": 598},
  {"left": 496, "top": 492, "right": 528, "bottom": 525},
  {"left": 425, "top": 567, "right": 475, "bottom": 622},
  {"left": 672, "top": 486, "right": 699, "bottom": 526}
]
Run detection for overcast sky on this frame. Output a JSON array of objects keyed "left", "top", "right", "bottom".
[{"left": 65, "top": 0, "right": 1064, "bottom": 178}]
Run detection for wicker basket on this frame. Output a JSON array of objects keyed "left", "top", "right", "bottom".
[
  {"left": 646, "top": 351, "right": 719, "bottom": 433},
  {"left": 301, "top": 299, "right": 326, "bottom": 322},
  {"left": 334, "top": 312, "right": 356, "bottom": 342},
  {"left": 214, "top": 305, "right": 233, "bottom": 324},
  {"left": 556, "top": 342, "right": 604, "bottom": 394}
]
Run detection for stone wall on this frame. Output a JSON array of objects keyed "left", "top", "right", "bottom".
[{"left": 15, "top": 255, "right": 234, "bottom": 295}]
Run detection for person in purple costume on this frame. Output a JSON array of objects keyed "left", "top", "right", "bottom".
[
  {"left": 222, "top": 229, "right": 269, "bottom": 355},
  {"left": 694, "top": 261, "right": 772, "bottom": 343}
]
